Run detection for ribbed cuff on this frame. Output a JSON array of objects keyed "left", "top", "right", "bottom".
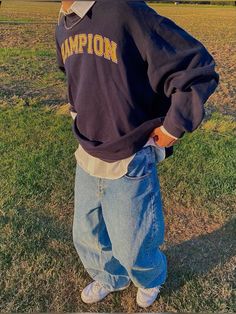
[
  {"left": 163, "top": 119, "right": 185, "bottom": 138},
  {"left": 160, "top": 126, "right": 178, "bottom": 140}
]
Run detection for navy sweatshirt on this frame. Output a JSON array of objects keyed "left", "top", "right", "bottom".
[{"left": 55, "top": 0, "right": 219, "bottom": 162}]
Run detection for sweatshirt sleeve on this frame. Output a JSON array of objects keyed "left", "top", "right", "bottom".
[
  {"left": 55, "top": 33, "right": 77, "bottom": 114},
  {"left": 55, "top": 36, "right": 65, "bottom": 74},
  {"left": 145, "top": 15, "right": 219, "bottom": 138}
]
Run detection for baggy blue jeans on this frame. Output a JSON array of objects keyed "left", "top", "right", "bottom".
[{"left": 73, "top": 145, "right": 167, "bottom": 292}]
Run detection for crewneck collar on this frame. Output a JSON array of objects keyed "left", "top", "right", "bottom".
[{"left": 58, "top": 1, "right": 95, "bottom": 25}]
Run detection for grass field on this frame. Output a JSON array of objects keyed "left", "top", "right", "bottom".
[{"left": 0, "top": 1, "right": 236, "bottom": 312}]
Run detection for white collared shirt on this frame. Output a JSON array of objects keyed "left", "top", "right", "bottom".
[{"left": 58, "top": 1, "right": 95, "bottom": 25}]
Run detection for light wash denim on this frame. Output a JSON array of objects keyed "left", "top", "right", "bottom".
[{"left": 73, "top": 145, "right": 167, "bottom": 292}]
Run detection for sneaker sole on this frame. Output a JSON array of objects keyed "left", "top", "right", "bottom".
[
  {"left": 136, "top": 286, "right": 161, "bottom": 308},
  {"left": 81, "top": 281, "right": 131, "bottom": 304},
  {"left": 136, "top": 297, "right": 156, "bottom": 308}
]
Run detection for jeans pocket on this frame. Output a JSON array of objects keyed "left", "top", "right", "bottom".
[
  {"left": 124, "top": 146, "right": 155, "bottom": 180},
  {"left": 153, "top": 145, "right": 166, "bottom": 163}
]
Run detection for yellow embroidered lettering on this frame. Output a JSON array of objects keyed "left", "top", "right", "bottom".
[
  {"left": 61, "top": 34, "right": 118, "bottom": 64},
  {"left": 64, "top": 39, "right": 72, "bottom": 60},
  {"left": 104, "top": 37, "right": 118, "bottom": 64},
  {"left": 69, "top": 35, "right": 79, "bottom": 54},
  {"left": 94, "top": 34, "right": 104, "bottom": 57},
  {"left": 61, "top": 42, "right": 66, "bottom": 64},
  {"left": 87, "top": 33, "right": 93, "bottom": 54},
  {"left": 78, "top": 34, "right": 87, "bottom": 53}
]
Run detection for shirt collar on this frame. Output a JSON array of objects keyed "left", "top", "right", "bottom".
[{"left": 58, "top": 1, "right": 95, "bottom": 24}]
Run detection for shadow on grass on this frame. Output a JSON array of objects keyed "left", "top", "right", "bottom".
[
  {"left": 3, "top": 207, "right": 234, "bottom": 279},
  {"left": 1, "top": 204, "right": 235, "bottom": 311},
  {"left": 163, "top": 217, "right": 236, "bottom": 293}
]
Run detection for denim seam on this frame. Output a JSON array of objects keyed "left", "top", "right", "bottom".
[{"left": 146, "top": 189, "right": 162, "bottom": 266}]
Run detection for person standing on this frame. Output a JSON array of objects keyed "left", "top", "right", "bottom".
[{"left": 55, "top": 0, "right": 219, "bottom": 308}]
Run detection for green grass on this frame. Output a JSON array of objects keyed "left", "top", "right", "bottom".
[
  {"left": 0, "top": 103, "right": 235, "bottom": 312},
  {"left": 159, "top": 112, "right": 236, "bottom": 216},
  {"left": 0, "top": 47, "right": 66, "bottom": 104},
  {"left": 0, "top": 1, "right": 236, "bottom": 312}
]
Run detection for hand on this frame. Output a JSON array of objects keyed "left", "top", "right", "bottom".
[{"left": 151, "top": 126, "right": 178, "bottom": 148}]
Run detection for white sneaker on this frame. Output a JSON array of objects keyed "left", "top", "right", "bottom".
[
  {"left": 81, "top": 280, "right": 130, "bottom": 304},
  {"left": 136, "top": 285, "right": 162, "bottom": 308}
]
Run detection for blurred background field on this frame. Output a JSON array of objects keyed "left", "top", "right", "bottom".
[{"left": 0, "top": 1, "right": 235, "bottom": 312}]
